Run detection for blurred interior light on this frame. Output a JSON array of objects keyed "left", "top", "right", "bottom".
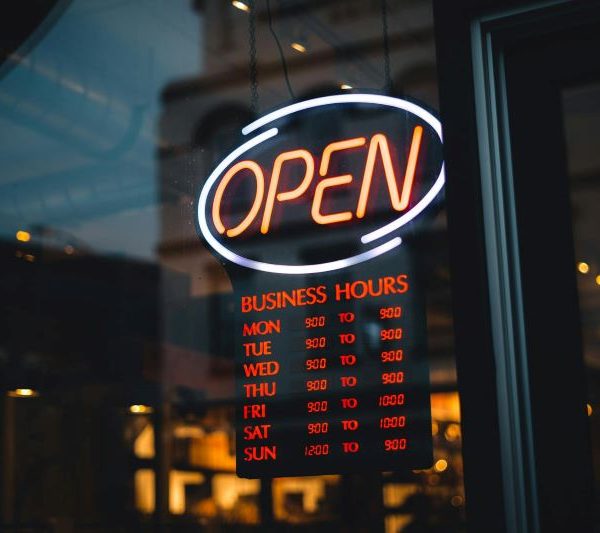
[
  {"left": 213, "top": 474, "right": 260, "bottom": 512},
  {"left": 189, "top": 429, "right": 236, "bottom": 471},
  {"left": 595, "top": 275, "right": 600, "bottom": 286},
  {"left": 134, "top": 424, "right": 156, "bottom": 459},
  {"left": 451, "top": 495, "right": 464, "bottom": 507},
  {"left": 24, "top": 254, "right": 35, "bottom": 262},
  {"left": 340, "top": 83, "right": 353, "bottom": 90},
  {"left": 130, "top": 404, "right": 154, "bottom": 414},
  {"left": 587, "top": 403, "right": 593, "bottom": 416},
  {"left": 135, "top": 469, "right": 155, "bottom": 513},
  {"left": 174, "top": 425, "right": 205, "bottom": 439},
  {"left": 577, "top": 261, "right": 590, "bottom": 274},
  {"left": 232, "top": 1, "right": 250, "bottom": 12},
  {"left": 382, "top": 483, "right": 418, "bottom": 508},
  {"left": 291, "top": 42, "right": 307, "bottom": 53},
  {"left": 444, "top": 423, "right": 461, "bottom": 441},
  {"left": 8, "top": 388, "right": 39, "bottom": 398},
  {"left": 16, "top": 230, "right": 31, "bottom": 242},
  {"left": 170, "top": 470, "right": 205, "bottom": 514},
  {"left": 64, "top": 245, "right": 75, "bottom": 255},
  {"left": 427, "top": 474, "right": 440, "bottom": 485},
  {"left": 430, "top": 391, "right": 462, "bottom": 422},
  {"left": 434, "top": 458, "right": 448, "bottom": 472}
]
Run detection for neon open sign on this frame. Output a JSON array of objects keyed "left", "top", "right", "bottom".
[{"left": 196, "top": 94, "right": 445, "bottom": 274}]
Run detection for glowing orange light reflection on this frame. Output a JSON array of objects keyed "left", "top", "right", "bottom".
[
  {"left": 312, "top": 175, "right": 353, "bottom": 225},
  {"left": 261, "top": 150, "right": 314, "bottom": 234},
  {"left": 210, "top": 128, "right": 425, "bottom": 236},
  {"left": 357, "top": 128, "right": 422, "bottom": 218},
  {"left": 213, "top": 161, "right": 265, "bottom": 237},
  {"left": 319, "top": 137, "right": 366, "bottom": 177}
]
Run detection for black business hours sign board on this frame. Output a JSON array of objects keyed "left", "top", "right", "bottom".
[{"left": 196, "top": 94, "right": 444, "bottom": 477}]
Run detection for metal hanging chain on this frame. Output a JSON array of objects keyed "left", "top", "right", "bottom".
[
  {"left": 248, "top": 0, "right": 259, "bottom": 113},
  {"left": 381, "top": 0, "right": 393, "bottom": 93},
  {"left": 266, "top": 0, "right": 295, "bottom": 100}
]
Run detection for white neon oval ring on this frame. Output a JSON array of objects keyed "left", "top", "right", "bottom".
[{"left": 197, "top": 94, "right": 444, "bottom": 275}]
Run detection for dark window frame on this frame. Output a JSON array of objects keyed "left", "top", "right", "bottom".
[{"left": 434, "top": 1, "right": 599, "bottom": 531}]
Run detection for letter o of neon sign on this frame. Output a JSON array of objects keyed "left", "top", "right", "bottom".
[{"left": 212, "top": 160, "right": 265, "bottom": 238}]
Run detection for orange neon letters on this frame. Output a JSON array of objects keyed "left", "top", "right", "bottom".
[
  {"left": 312, "top": 175, "right": 353, "bottom": 224},
  {"left": 356, "top": 127, "right": 423, "bottom": 218},
  {"left": 212, "top": 129, "right": 423, "bottom": 237},
  {"left": 311, "top": 137, "right": 366, "bottom": 225},
  {"left": 213, "top": 160, "right": 265, "bottom": 237},
  {"left": 261, "top": 149, "right": 314, "bottom": 234},
  {"left": 318, "top": 137, "right": 366, "bottom": 177}
]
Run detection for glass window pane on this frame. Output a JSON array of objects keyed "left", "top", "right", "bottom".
[
  {"left": 563, "top": 81, "right": 600, "bottom": 522},
  {"left": 0, "top": 1, "right": 465, "bottom": 531}
]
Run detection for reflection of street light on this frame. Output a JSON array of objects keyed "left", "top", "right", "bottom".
[
  {"left": 434, "top": 458, "right": 448, "bottom": 472},
  {"left": 340, "top": 83, "right": 353, "bottom": 90},
  {"left": 129, "top": 404, "right": 153, "bottom": 414},
  {"left": 444, "top": 423, "right": 461, "bottom": 441},
  {"left": 291, "top": 42, "right": 307, "bottom": 53},
  {"left": 587, "top": 403, "right": 593, "bottom": 416},
  {"left": 16, "top": 230, "right": 31, "bottom": 242},
  {"left": 577, "top": 261, "right": 590, "bottom": 274},
  {"left": 7, "top": 388, "right": 39, "bottom": 398},
  {"left": 232, "top": 1, "right": 250, "bottom": 12}
]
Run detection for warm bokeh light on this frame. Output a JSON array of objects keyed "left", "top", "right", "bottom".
[
  {"left": 170, "top": 470, "right": 205, "bottom": 514},
  {"left": 431, "top": 392, "right": 461, "bottom": 421},
  {"left": 173, "top": 425, "right": 205, "bottom": 438},
  {"left": 577, "top": 261, "right": 590, "bottom": 274},
  {"left": 232, "top": 0, "right": 250, "bottom": 12},
  {"left": 451, "top": 495, "right": 464, "bottom": 507},
  {"left": 382, "top": 483, "right": 418, "bottom": 508},
  {"left": 385, "top": 515, "right": 412, "bottom": 532},
  {"left": 434, "top": 458, "right": 448, "bottom": 472},
  {"left": 273, "top": 475, "right": 339, "bottom": 520},
  {"left": 340, "top": 83, "right": 353, "bottom": 90},
  {"left": 64, "top": 245, "right": 75, "bottom": 255},
  {"left": 135, "top": 469, "right": 155, "bottom": 514},
  {"left": 291, "top": 42, "right": 307, "bottom": 53},
  {"left": 24, "top": 254, "right": 35, "bottom": 262},
  {"left": 129, "top": 404, "right": 153, "bottom": 414},
  {"left": 16, "top": 230, "right": 30, "bottom": 242},
  {"left": 587, "top": 403, "right": 593, "bottom": 416},
  {"left": 444, "top": 423, "right": 461, "bottom": 441},
  {"left": 428, "top": 474, "right": 441, "bottom": 485},
  {"left": 596, "top": 275, "right": 600, "bottom": 286},
  {"left": 190, "top": 429, "right": 236, "bottom": 471},
  {"left": 134, "top": 424, "right": 155, "bottom": 458},
  {"left": 7, "top": 388, "right": 39, "bottom": 398},
  {"left": 213, "top": 474, "right": 260, "bottom": 511}
]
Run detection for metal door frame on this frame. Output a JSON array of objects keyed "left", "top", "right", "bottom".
[{"left": 434, "top": 1, "right": 598, "bottom": 531}]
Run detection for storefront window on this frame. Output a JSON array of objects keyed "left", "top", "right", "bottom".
[
  {"left": 563, "top": 81, "right": 600, "bottom": 521},
  {"left": 0, "top": 1, "right": 465, "bottom": 531}
]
